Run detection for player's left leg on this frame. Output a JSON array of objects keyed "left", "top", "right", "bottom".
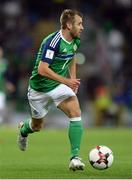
[
  {"left": 47, "top": 84, "right": 85, "bottom": 170},
  {"left": 57, "top": 96, "right": 85, "bottom": 171}
]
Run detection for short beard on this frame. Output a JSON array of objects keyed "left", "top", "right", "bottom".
[{"left": 70, "top": 31, "right": 77, "bottom": 39}]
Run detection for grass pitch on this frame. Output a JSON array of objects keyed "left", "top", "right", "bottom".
[{"left": 0, "top": 126, "right": 132, "bottom": 179}]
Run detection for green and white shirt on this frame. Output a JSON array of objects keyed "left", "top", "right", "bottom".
[{"left": 29, "top": 30, "right": 80, "bottom": 92}]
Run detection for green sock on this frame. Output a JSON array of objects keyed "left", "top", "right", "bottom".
[
  {"left": 68, "top": 118, "right": 83, "bottom": 158},
  {"left": 20, "top": 119, "right": 33, "bottom": 137}
]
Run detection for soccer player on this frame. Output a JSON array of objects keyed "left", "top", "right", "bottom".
[{"left": 18, "top": 9, "right": 85, "bottom": 171}]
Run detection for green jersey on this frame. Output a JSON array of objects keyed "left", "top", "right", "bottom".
[
  {"left": 0, "top": 59, "right": 7, "bottom": 92},
  {"left": 29, "top": 30, "right": 80, "bottom": 92}
]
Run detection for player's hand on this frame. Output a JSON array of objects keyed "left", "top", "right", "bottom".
[{"left": 65, "top": 78, "right": 80, "bottom": 90}]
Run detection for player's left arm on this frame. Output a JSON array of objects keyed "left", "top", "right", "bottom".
[
  {"left": 69, "top": 55, "right": 79, "bottom": 93},
  {"left": 69, "top": 55, "right": 76, "bottom": 79},
  {"left": 69, "top": 38, "right": 80, "bottom": 79}
]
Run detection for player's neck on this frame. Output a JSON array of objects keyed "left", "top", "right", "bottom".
[{"left": 61, "top": 29, "right": 73, "bottom": 43}]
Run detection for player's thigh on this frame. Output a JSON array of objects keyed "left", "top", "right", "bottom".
[
  {"left": 47, "top": 84, "right": 81, "bottom": 118},
  {"left": 27, "top": 87, "right": 52, "bottom": 120},
  {"left": 58, "top": 96, "right": 81, "bottom": 118},
  {"left": 47, "top": 84, "right": 76, "bottom": 107}
]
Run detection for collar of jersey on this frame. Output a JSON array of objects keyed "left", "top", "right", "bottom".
[{"left": 59, "top": 30, "right": 73, "bottom": 44}]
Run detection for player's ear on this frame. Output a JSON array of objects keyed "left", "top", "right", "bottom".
[{"left": 67, "top": 22, "right": 72, "bottom": 30}]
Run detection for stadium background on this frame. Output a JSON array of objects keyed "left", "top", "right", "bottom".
[{"left": 0, "top": 0, "right": 132, "bottom": 128}]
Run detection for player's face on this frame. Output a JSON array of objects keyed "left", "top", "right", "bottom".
[{"left": 70, "top": 15, "right": 84, "bottom": 38}]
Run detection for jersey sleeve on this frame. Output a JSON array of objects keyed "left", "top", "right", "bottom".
[{"left": 41, "top": 33, "right": 61, "bottom": 64}]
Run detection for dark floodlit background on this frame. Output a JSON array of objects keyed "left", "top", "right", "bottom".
[{"left": 0, "top": 0, "right": 132, "bottom": 128}]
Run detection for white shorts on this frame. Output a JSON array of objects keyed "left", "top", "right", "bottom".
[
  {"left": 27, "top": 84, "right": 76, "bottom": 119},
  {"left": 0, "top": 92, "right": 6, "bottom": 109}
]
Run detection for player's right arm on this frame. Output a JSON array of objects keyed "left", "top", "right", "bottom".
[
  {"left": 38, "top": 61, "right": 80, "bottom": 90},
  {"left": 37, "top": 32, "right": 80, "bottom": 89}
]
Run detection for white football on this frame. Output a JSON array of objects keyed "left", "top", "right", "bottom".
[{"left": 89, "top": 145, "right": 114, "bottom": 170}]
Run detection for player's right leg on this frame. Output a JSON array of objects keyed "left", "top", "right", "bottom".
[
  {"left": 18, "top": 118, "right": 43, "bottom": 151},
  {"left": 17, "top": 87, "right": 51, "bottom": 151}
]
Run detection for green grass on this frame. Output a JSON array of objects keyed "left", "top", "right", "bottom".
[{"left": 0, "top": 126, "right": 132, "bottom": 179}]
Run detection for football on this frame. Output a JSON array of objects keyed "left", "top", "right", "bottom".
[{"left": 89, "top": 145, "right": 114, "bottom": 170}]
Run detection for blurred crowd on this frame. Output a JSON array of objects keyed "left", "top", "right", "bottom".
[{"left": 0, "top": 0, "right": 132, "bottom": 126}]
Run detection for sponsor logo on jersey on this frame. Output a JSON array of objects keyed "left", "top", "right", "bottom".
[{"left": 62, "top": 48, "right": 67, "bottom": 53}]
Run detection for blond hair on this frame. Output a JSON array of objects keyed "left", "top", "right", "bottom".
[{"left": 60, "top": 9, "right": 83, "bottom": 29}]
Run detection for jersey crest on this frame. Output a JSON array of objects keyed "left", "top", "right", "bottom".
[{"left": 73, "top": 44, "right": 77, "bottom": 51}]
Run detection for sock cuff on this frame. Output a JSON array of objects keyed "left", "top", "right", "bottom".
[
  {"left": 29, "top": 119, "right": 34, "bottom": 131},
  {"left": 70, "top": 117, "right": 81, "bottom": 122}
]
